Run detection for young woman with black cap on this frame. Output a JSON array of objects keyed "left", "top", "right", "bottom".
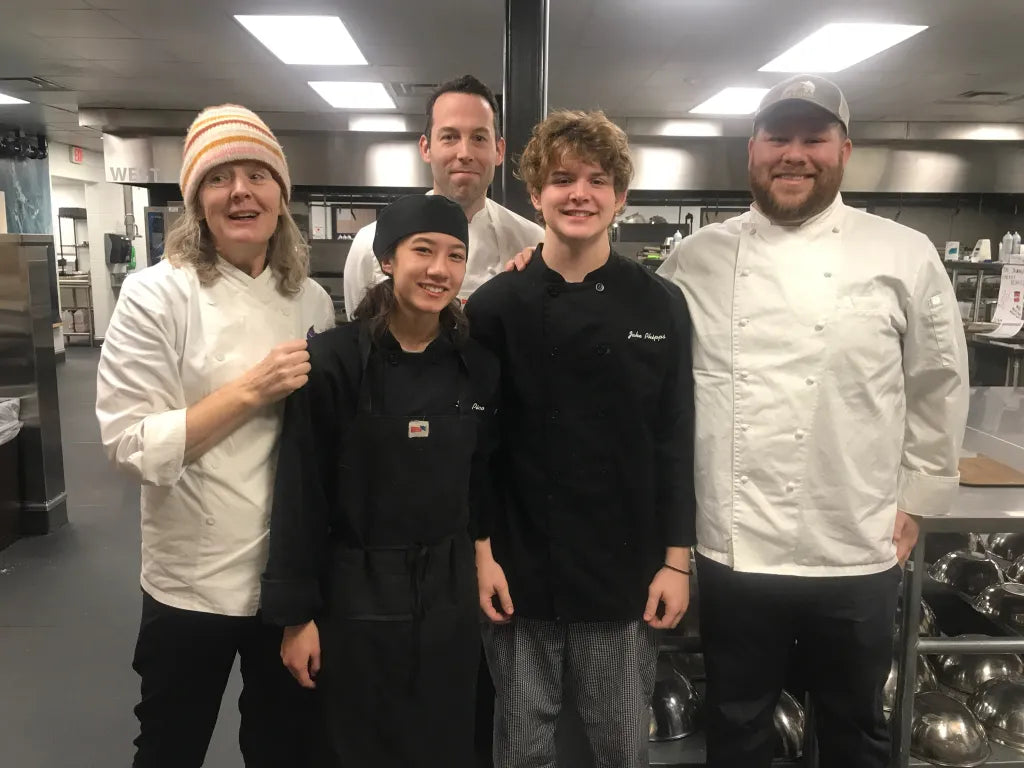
[{"left": 261, "top": 194, "right": 500, "bottom": 767}]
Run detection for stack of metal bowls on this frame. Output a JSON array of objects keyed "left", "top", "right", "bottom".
[
  {"left": 988, "top": 533, "right": 1024, "bottom": 564},
  {"left": 937, "top": 635, "right": 1024, "bottom": 695},
  {"left": 929, "top": 550, "right": 1005, "bottom": 597},
  {"left": 974, "top": 583, "right": 1024, "bottom": 631},
  {"left": 1005, "top": 554, "right": 1024, "bottom": 584},
  {"left": 649, "top": 656, "right": 701, "bottom": 741},
  {"left": 969, "top": 677, "right": 1024, "bottom": 754},
  {"left": 884, "top": 654, "right": 938, "bottom": 718},
  {"left": 909, "top": 691, "right": 991, "bottom": 767},
  {"left": 925, "top": 533, "right": 986, "bottom": 565},
  {"left": 773, "top": 690, "right": 805, "bottom": 759}
]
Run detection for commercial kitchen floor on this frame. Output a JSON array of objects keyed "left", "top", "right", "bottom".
[{"left": 0, "top": 347, "right": 247, "bottom": 768}]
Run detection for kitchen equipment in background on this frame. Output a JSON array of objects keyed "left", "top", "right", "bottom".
[
  {"left": 773, "top": 690, "right": 805, "bottom": 759},
  {"left": 974, "top": 583, "right": 1024, "bottom": 631},
  {"left": 937, "top": 636, "right": 1024, "bottom": 695},
  {"left": 969, "top": 677, "right": 1024, "bottom": 754},
  {"left": 988, "top": 532, "right": 1024, "bottom": 563},
  {"left": 946, "top": 241, "right": 962, "bottom": 261},
  {"left": 924, "top": 533, "right": 986, "bottom": 564},
  {"left": 1002, "top": 232, "right": 1015, "bottom": 260},
  {"left": 929, "top": 550, "right": 1004, "bottom": 597},
  {"left": 648, "top": 655, "right": 700, "bottom": 741},
  {"left": 884, "top": 655, "right": 937, "bottom": 718},
  {"left": 143, "top": 205, "right": 184, "bottom": 266},
  {"left": 910, "top": 691, "right": 991, "bottom": 767},
  {"left": 971, "top": 238, "right": 993, "bottom": 263}
]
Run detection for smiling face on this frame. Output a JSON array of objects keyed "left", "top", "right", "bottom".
[
  {"left": 530, "top": 153, "right": 625, "bottom": 247},
  {"left": 381, "top": 232, "right": 468, "bottom": 317},
  {"left": 748, "top": 103, "right": 852, "bottom": 225},
  {"left": 418, "top": 92, "right": 505, "bottom": 214},
  {"left": 199, "top": 160, "right": 282, "bottom": 256}
]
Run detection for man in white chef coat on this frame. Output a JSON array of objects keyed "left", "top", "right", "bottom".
[
  {"left": 343, "top": 74, "right": 543, "bottom": 313},
  {"left": 657, "top": 74, "right": 969, "bottom": 768}
]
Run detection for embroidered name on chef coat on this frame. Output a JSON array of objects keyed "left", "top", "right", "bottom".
[
  {"left": 627, "top": 330, "right": 667, "bottom": 342},
  {"left": 408, "top": 420, "right": 430, "bottom": 438}
]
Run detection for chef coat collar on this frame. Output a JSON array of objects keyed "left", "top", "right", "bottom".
[
  {"left": 426, "top": 188, "right": 494, "bottom": 229},
  {"left": 215, "top": 253, "right": 276, "bottom": 293},
  {"left": 528, "top": 243, "right": 622, "bottom": 285},
  {"left": 749, "top": 192, "right": 844, "bottom": 234},
  {"left": 378, "top": 324, "right": 457, "bottom": 356}
]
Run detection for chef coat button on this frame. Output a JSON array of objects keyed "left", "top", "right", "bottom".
[
  {"left": 832, "top": 226, "right": 840, "bottom": 233},
  {"left": 547, "top": 286, "right": 560, "bottom": 297},
  {"left": 750, "top": 227, "right": 757, "bottom": 236},
  {"left": 740, "top": 269, "right": 750, "bottom": 277},
  {"left": 280, "top": 308, "right": 290, "bottom": 317},
  {"left": 786, "top": 482, "right": 797, "bottom": 492},
  {"left": 595, "top": 282, "right": 605, "bottom": 292},
  {"left": 206, "top": 518, "right": 215, "bottom": 526},
  {"left": 739, "top": 318, "right": 749, "bottom": 327},
  {"left": 550, "top": 409, "right": 559, "bottom": 421},
  {"left": 739, "top": 475, "right": 749, "bottom": 484},
  {"left": 550, "top": 346, "right": 559, "bottom": 357},
  {"left": 795, "top": 430, "right": 805, "bottom": 440},
  {"left": 740, "top": 424, "right": 750, "bottom": 432},
  {"left": 596, "top": 343, "right": 610, "bottom": 356},
  {"left": 814, "top": 322, "right": 825, "bottom": 331},
  {"left": 388, "top": 353, "right": 399, "bottom": 366},
  {"left": 215, "top": 353, "right": 225, "bottom": 362},
  {"left": 738, "top": 371, "right": 749, "bottom": 381},
  {"left": 806, "top": 377, "right": 816, "bottom": 386},
  {"left": 824, "top": 272, "right": 833, "bottom": 278}
]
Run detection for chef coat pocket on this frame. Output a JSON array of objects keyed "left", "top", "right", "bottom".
[
  {"left": 328, "top": 547, "right": 413, "bottom": 621},
  {"left": 829, "top": 302, "right": 900, "bottom": 410},
  {"left": 924, "top": 293, "right": 957, "bottom": 368}
]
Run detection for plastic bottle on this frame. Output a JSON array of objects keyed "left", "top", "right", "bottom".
[
  {"left": 1001, "top": 231, "right": 1014, "bottom": 260},
  {"left": 62, "top": 309, "right": 75, "bottom": 332},
  {"left": 73, "top": 309, "right": 89, "bottom": 333},
  {"left": 1013, "top": 231, "right": 1021, "bottom": 255},
  {"left": 673, "top": 229, "right": 683, "bottom": 246}
]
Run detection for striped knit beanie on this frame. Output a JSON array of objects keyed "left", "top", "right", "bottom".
[{"left": 179, "top": 104, "right": 291, "bottom": 213}]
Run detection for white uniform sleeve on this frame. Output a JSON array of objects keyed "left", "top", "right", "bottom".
[
  {"left": 898, "top": 246, "right": 970, "bottom": 516},
  {"left": 342, "top": 224, "right": 386, "bottom": 318},
  {"left": 95, "top": 273, "right": 188, "bottom": 487}
]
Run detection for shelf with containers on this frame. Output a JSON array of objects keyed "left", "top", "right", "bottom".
[
  {"left": 57, "top": 277, "right": 95, "bottom": 347},
  {"left": 892, "top": 387, "right": 1024, "bottom": 768}
]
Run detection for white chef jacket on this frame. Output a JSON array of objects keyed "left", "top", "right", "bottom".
[
  {"left": 96, "top": 258, "right": 335, "bottom": 616},
  {"left": 342, "top": 194, "right": 543, "bottom": 313},
  {"left": 657, "top": 194, "right": 969, "bottom": 576}
]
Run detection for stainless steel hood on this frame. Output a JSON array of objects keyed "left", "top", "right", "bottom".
[{"left": 99, "top": 115, "right": 1024, "bottom": 194}]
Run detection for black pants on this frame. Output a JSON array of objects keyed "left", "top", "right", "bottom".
[
  {"left": 697, "top": 553, "right": 900, "bottom": 768},
  {"left": 132, "top": 590, "right": 316, "bottom": 768}
]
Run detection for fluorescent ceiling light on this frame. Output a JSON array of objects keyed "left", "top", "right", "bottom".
[
  {"left": 235, "top": 15, "right": 367, "bottom": 65},
  {"left": 690, "top": 87, "right": 770, "bottom": 116},
  {"left": 760, "top": 23, "right": 927, "bottom": 73},
  {"left": 0, "top": 92, "right": 29, "bottom": 105},
  {"left": 348, "top": 115, "right": 411, "bottom": 132},
  {"left": 309, "top": 82, "right": 396, "bottom": 110}
]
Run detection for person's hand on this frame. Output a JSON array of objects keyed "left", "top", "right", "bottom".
[
  {"left": 281, "top": 620, "right": 321, "bottom": 689},
  {"left": 503, "top": 246, "right": 536, "bottom": 273},
  {"left": 644, "top": 567, "right": 690, "bottom": 629},
  {"left": 239, "top": 339, "right": 311, "bottom": 407},
  {"left": 893, "top": 509, "right": 921, "bottom": 567},
  {"left": 476, "top": 541, "right": 514, "bottom": 623}
]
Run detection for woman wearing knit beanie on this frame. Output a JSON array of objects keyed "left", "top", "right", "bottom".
[
  {"left": 96, "top": 104, "right": 335, "bottom": 767},
  {"left": 261, "top": 194, "right": 500, "bottom": 766}
]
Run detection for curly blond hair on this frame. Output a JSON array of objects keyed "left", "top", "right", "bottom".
[
  {"left": 517, "top": 109, "right": 633, "bottom": 221},
  {"left": 163, "top": 195, "right": 309, "bottom": 296}
]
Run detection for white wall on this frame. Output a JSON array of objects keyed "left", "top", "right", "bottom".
[
  {"left": 48, "top": 141, "right": 105, "bottom": 183},
  {"left": 50, "top": 180, "right": 88, "bottom": 272}
]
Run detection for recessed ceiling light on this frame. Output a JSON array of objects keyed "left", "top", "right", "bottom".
[
  {"left": 760, "top": 23, "right": 927, "bottom": 73},
  {"left": 309, "top": 82, "right": 396, "bottom": 110},
  {"left": 690, "top": 87, "right": 770, "bottom": 116},
  {"left": 0, "top": 92, "right": 29, "bottom": 105},
  {"left": 235, "top": 15, "right": 367, "bottom": 66},
  {"left": 348, "top": 115, "right": 412, "bottom": 132}
]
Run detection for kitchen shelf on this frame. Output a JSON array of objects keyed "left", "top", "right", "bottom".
[
  {"left": 58, "top": 277, "right": 95, "bottom": 347},
  {"left": 650, "top": 733, "right": 801, "bottom": 767},
  {"left": 911, "top": 741, "right": 1024, "bottom": 766}
]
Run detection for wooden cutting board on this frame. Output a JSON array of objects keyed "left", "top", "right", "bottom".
[{"left": 959, "top": 454, "right": 1024, "bottom": 486}]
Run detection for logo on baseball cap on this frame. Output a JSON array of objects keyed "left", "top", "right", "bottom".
[{"left": 755, "top": 74, "right": 850, "bottom": 133}]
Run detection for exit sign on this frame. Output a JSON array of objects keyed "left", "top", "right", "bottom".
[{"left": 70, "top": 145, "right": 84, "bottom": 164}]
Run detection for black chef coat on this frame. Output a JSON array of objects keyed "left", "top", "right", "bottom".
[
  {"left": 465, "top": 246, "right": 696, "bottom": 622},
  {"left": 261, "top": 321, "right": 500, "bottom": 626}
]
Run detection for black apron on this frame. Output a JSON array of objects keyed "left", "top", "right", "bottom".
[{"left": 317, "top": 333, "right": 480, "bottom": 768}]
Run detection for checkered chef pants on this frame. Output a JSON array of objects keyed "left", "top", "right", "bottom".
[{"left": 483, "top": 618, "right": 658, "bottom": 768}]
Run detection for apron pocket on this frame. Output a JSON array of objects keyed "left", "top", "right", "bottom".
[{"left": 329, "top": 547, "right": 414, "bottom": 620}]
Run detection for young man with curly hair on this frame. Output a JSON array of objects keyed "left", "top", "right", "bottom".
[{"left": 465, "top": 110, "right": 696, "bottom": 767}]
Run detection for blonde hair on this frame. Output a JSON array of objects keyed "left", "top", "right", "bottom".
[
  {"left": 164, "top": 195, "right": 309, "bottom": 295},
  {"left": 517, "top": 110, "right": 634, "bottom": 218}
]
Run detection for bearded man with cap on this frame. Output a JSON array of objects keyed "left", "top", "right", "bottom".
[
  {"left": 262, "top": 194, "right": 500, "bottom": 767},
  {"left": 657, "top": 75, "right": 969, "bottom": 767},
  {"left": 96, "top": 105, "right": 335, "bottom": 767}
]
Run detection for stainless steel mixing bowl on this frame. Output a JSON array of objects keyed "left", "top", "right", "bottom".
[
  {"left": 909, "top": 691, "right": 990, "bottom": 768},
  {"left": 885, "top": 654, "right": 938, "bottom": 716},
  {"left": 929, "top": 550, "right": 1005, "bottom": 597},
  {"left": 773, "top": 690, "right": 805, "bottom": 759},
  {"left": 938, "top": 635, "right": 1024, "bottom": 694},
  {"left": 969, "top": 677, "right": 1024, "bottom": 754},
  {"left": 974, "top": 583, "right": 1024, "bottom": 630},
  {"left": 1005, "top": 554, "right": 1024, "bottom": 584},
  {"left": 989, "top": 533, "right": 1024, "bottom": 564},
  {"left": 649, "top": 657, "right": 700, "bottom": 741}
]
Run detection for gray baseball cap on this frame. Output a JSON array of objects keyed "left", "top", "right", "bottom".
[{"left": 754, "top": 74, "right": 850, "bottom": 132}]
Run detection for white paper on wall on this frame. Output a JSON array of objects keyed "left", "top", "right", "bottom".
[{"left": 981, "top": 264, "right": 1024, "bottom": 338}]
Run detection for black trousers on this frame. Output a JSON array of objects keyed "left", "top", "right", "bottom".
[
  {"left": 697, "top": 553, "right": 900, "bottom": 768},
  {"left": 132, "top": 590, "right": 317, "bottom": 768}
]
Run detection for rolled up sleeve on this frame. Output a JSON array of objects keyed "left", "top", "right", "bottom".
[
  {"left": 96, "top": 274, "right": 188, "bottom": 487},
  {"left": 899, "top": 249, "right": 970, "bottom": 516}
]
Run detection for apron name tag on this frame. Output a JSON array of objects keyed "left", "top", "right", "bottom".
[{"left": 408, "top": 420, "right": 430, "bottom": 438}]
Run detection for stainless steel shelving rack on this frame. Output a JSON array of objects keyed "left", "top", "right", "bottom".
[
  {"left": 57, "top": 276, "right": 95, "bottom": 347},
  {"left": 893, "top": 400, "right": 1024, "bottom": 768}
]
